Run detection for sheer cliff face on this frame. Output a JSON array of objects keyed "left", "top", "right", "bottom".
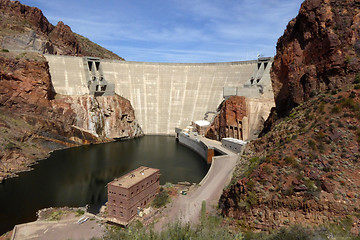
[
  {"left": 53, "top": 95, "right": 143, "bottom": 141},
  {"left": 272, "top": 0, "right": 360, "bottom": 116},
  {"left": 0, "top": 53, "right": 142, "bottom": 181}
]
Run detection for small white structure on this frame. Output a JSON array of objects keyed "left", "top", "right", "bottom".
[
  {"left": 221, "top": 138, "right": 246, "bottom": 153},
  {"left": 193, "top": 120, "right": 210, "bottom": 135}
]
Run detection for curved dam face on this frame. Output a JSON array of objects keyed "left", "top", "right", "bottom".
[{"left": 45, "top": 55, "right": 273, "bottom": 135}]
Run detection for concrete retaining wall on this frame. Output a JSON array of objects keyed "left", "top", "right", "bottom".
[
  {"left": 45, "top": 55, "right": 273, "bottom": 135},
  {"left": 178, "top": 133, "right": 209, "bottom": 162}
]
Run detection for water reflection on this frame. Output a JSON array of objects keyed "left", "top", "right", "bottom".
[{"left": 0, "top": 136, "right": 208, "bottom": 234}]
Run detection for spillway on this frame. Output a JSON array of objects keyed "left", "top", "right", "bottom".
[{"left": 45, "top": 55, "right": 273, "bottom": 135}]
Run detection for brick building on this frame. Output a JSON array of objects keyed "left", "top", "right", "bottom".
[{"left": 107, "top": 166, "right": 160, "bottom": 225}]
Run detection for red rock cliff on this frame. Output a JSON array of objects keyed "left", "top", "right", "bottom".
[
  {"left": 272, "top": 0, "right": 360, "bottom": 116},
  {"left": 205, "top": 96, "right": 247, "bottom": 140},
  {"left": 0, "top": 52, "right": 142, "bottom": 182}
]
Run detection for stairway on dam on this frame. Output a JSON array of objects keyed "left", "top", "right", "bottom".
[{"left": 45, "top": 55, "right": 274, "bottom": 135}]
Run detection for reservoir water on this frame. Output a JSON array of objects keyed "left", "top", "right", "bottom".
[{"left": 0, "top": 136, "right": 209, "bottom": 234}]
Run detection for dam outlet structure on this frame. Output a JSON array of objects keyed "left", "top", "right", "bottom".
[{"left": 45, "top": 55, "right": 275, "bottom": 136}]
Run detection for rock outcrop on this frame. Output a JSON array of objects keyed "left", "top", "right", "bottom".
[
  {"left": 0, "top": 52, "right": 142, "bottom": 181},
  {"left": 206, "top": 96, "right": 247, "bottom": 140},
  {"left": 220, "top": 0, "right": 360, "bottom": 232},
  {"left": 219, "top": 89, "right": 360, "bottom": 231},
  {"left": 0, "top": 0, "right": 123, "bottom": 60},
  {"left": 272, "top": 0, "right": 360, "bottom": 116},
  {"left": 205, "top": 96, "right": 274, "bottom": 141}
]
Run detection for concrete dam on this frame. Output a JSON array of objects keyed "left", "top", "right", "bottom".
[{"left": 45, "top": 55, "right": 274, "bottom": 135}]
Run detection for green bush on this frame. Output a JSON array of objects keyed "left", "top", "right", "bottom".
[
  {"left": 1, "top": 49, "right": 9, "bottom": 52},
  {"left": 331, "top": 106, "right": 340, "bottom": 113},
  {"left": 76, "top": 209, "right": 85, "bottom": 216},
  {"left": 48, "top": 210, "right": 63, "bottom": 221},
  {"left": 152, "top": 188, "right": 170, "bottom": 208},
  {"left": 102, "top": 218, "right": 241, "bottom": 240},
  {"left": 354, "top": 74, "right": 360, "bottom": 84},
  {"left": 308, "top": 140, "right": 316, "bottom": 150}
]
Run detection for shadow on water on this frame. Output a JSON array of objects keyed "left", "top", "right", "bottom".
[{"left": 0, "top": 136, "right": 209, "bottom": 234}]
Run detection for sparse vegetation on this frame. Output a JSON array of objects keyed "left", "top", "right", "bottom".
[
  {"left": 101, "top": 217, "right": 242, "bottom": 240},
  {"left": 48, "top": 210, "right": 64, "bottom": 221},
  {"left": 151, "top": 187, "right": 170, "bottom": 208},
  {"left": 76, "top": 209, "right": 85, "bottom": 216}
]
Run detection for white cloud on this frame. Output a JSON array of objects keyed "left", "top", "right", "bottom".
[{"left": 19, "top": 0, "right": 303, "bottom": 62}]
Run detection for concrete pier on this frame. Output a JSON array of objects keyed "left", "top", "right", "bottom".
[{"left": 45, "top": 55, "right": 273, "bottom": 135}]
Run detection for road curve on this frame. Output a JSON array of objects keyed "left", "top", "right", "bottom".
[{"left": 155, "top": 136, "right": 239, "bottom": 230}]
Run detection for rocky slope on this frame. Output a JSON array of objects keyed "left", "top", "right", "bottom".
[
  {"left": 220, "top": 87, "right": 360, "bottom": 231},
  {"left": 0, "top": 51, "right": 142, "bottom": 182},
  {"left": 0, "top": 0, "right": 123, "bottom": 60},
  {"left": 271, "top": 0, "right": 360, "bottom": 117},
  {"left": 220, "top": 0, "right": 360, "bottom": 233}
]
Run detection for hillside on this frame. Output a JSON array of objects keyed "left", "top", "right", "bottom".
[
  {"left": 0, "top": 0, "right": 123, "bottom": 60},
  {"left": 219, "top": 0, "right": 360, "bottom": 234}
]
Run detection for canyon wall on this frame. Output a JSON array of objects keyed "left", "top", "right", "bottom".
[
  {"left": 271, "top": 0, "right": 360, "bottom": 116},
  {"left": 0, "top": 52, "right": 142, "bottom": 181}
]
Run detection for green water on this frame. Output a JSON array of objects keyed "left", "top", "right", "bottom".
[{"left": 0, "top": 136, "right": 208, "bottom": 234}]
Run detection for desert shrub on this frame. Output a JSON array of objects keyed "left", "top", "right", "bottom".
[
  {"left": 355, "top": 84, "right": 360, "bottom": 90},
  {"left": 267, "top": 225, "right": 313, "bottom": 240},
  {"left": 152, "top": 187, "right": 170, "bottom": 208},
  {"left": 349, "top": 92, "right": 356, "bottom": 98},
  {"left": 102, "top": 217, "right": 241, "bottom": 240},
  {"left": 48, "top": 210, "right": 64, "bottom": 221},
  {"left": 354, "top": 74, "right": 360, "bottom": 84},
  {"left": 1, "top": 49, "right": 9, "bottom": 52},
  {"left": 331, "top": 106, "right": 340, "bottom": 113},
  {"left": 308, "top": 140, "right": 316, "bottom": 150},
  {"left": 76, "top": 209, "right": 85, "bottom": 216}
]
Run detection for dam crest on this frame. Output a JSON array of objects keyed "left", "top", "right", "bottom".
[{"left": 45, "top": 55, "right": 275, "bottom": 136}]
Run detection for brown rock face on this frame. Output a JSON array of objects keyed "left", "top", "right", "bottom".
[
  {"left": 205, "top": 96, "right": 247, "bottom": 140},
  {"left": 0, "top": 52, "right": 142, "bottom": 181},
  {"left": 48, "top": 21, "right": 81, "bottom": 55},
  {"left": 0, "top": 52, "right": 54, "bottom": 112},
  {"left": 0, "top": 0, "right": 54, "bottom": 34},
  {"left": 272, "top": 0, "right": 360, "bottom": 116}
]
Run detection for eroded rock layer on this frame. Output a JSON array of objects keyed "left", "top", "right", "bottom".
[{"left": 272, "top": 0, "right": 360, "bottom": 116}]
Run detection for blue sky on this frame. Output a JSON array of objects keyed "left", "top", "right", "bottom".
[{"left": 19, "top": 0, "right": 303, "bottom": 62}]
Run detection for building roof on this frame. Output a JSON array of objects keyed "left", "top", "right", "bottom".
[
  {"left": 108, "top": 166, "right": 160, "bottom": 189},
  {"left": 194, "top": 120, "right": 210, "bottom": 127},
  {"left": 222, "top": 138, "right": 247, "bottom": 145}
]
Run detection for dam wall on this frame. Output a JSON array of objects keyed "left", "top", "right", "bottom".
[{"left": 45, "top": 55, "right": 274, "bottom": 135}]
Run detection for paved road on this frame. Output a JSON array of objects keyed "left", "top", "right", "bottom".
[
  {"left": 11, "top": 213, "right": 105, "bottom": 240},
  {"left": 155, "top": 136, "right": 239, "bottom": 230}
]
